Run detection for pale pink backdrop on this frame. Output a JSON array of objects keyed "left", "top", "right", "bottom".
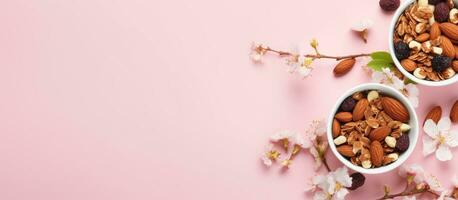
[{"left": 1, "top": 0, "right": 458, "bottom": 199}]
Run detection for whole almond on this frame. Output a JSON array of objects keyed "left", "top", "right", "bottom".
[
  {"left": 333, "top": 58, "right": 356, "bottom": 76},
  {"left": 451, "top": 100, "right": 458, "bottom": 123},
  {"left": 415, "top": 33, "right": 430, "bottom": 42},
  {"left": 369, "top": 126, "right": 392, "bottom": 141},
  {"left": 425, "top": 106, "right": 442, "bottom": 124},
  {"left": 430, "top": 22, "right": 441, "bottom": 40},
  {"left": 439, "top": 22, "right": 458, "bottom": 40},
  {"left": 453, "top": 60, "right": 458, "bottom": 72},
  {"left": 400, "top": 59, "right": 417, "bottom": 72},
  {"left": 370, "top": 141, "right": 384, "bottom": 167},
  {"left": 332, "top": 119, "right": 341, "bottom": 138},
  {"left": 335, "top": 112, "right": 353, "bottom": 122},
  {"left": 381, "top": 97, "right": 410, "bottom": 122},
  {"left": 441, "top": 36, "right": 456, "bottom": 58},
  {"left": 337, "top": 145, "right": 355, "bottom": 157},
  {"left": 353, "top": 99, "right": 369, "bottom": 121},
  {"left": 454, "top": 45, "right": 458, "bottom": 59}
]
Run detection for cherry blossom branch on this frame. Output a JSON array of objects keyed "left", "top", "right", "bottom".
[
  {"left": 377, "top": 179, "right": 440, "bottom": 200},
  {"left": 322, "top": 156, "right": 331, "bottom": 172},
  {"left": 264, "top": 46, "right": 371, "bottom": 61}
]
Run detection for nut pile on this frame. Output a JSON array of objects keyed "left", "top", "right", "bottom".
[
  {"left": 332, "top": 90, "right": 411, "bottom": 169},
  {"left": 393, "top": 0, "right": 458, "bottom": 81}
]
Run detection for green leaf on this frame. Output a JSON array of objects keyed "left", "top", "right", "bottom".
[
  {"left": 367, "top": 51, "right": 394, "bottom": 71},
  {"left": 370, "top": 51, "right": 393, "bottom": 62},
  {"left": 367, "top": 60, "right": 393, "bottom": 71}
]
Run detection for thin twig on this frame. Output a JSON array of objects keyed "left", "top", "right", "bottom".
[{"left": 264, "top": 47, "right": 370, "bottom": 61}]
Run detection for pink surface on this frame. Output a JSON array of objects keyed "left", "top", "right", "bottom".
[{"left": 1, "top": 0, "right": 458, "bottom": 199}]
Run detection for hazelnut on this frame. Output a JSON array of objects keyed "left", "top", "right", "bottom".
[
  {"left": 432, "top": 47, "right": 443, "bottom": 55},
  {"left": 414, "top": 68, "right": 427, "bottom": 79},
  {"left": 400, "top": 123, "right": 411, "bottom": 132},
  {"left": 409, "top": 40, "right": 421, "bottom": 50},
  {"left": 367, "top": 91, "right": 379, "bottom": 102},
  {"left": 387, "top": 153, "right": 399, "bottom": 162},
  {"left": 385, "top": 136, "right": 397, "bottom": 148},
  {"left": 450, "top": 8, "right": 458, "bottom": 24},
  {"left": 362, "top": 160, "right": 372, "bottom": 169},
  {"left": 334, "top": 135, "right": 347, "bottom": 145},
  {"left": 418, "top": 0, "right": 428, "bottom": 7}
]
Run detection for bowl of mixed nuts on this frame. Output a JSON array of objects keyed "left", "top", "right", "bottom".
[
  {"left": 327, "top": 83, "right": 419, "bottom": 174},
  {"left": 389, "top": 0, "right": 458, "bottom": 86}
]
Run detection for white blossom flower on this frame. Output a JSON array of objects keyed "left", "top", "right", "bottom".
[
  {"left": 402, "top": 196, "right": 416, "bottom": 200},
  {"left": 306, "top": 167, "right": 352, "bottom": 200},
  {"left": 351, "top": 19, "right": 373, "bottom": 43},
  {"left": 423, "top": 118, "right": 458, "bottom": 161},
  {"left": 287, "top": 55, "right": 314, "bottom": 79},
  {"left": 309, "top": 147, "right": 323, "bottom": 170},
  {"left": 307, "top": 119, "right": 327, "bottom": 140},
  {"left": 452, "top": 175, "right": 458, "bottom": 188},
  {"left": 424, "top": 174, "right": 443, "bottom": 193},
  {"left": 404, "top": 83, "right": 419, "bottom": 108},
  {"left": 260, "top": 143, "right": 280, "bottom": 167},
  {"left": 372, "top": 68, "right": 405, "bottom": 90},
  {"left": 398, "top": 164, "right": 426, "bottom": 184},
  {"left": 352, "top": 19, "right": 374, "bottom": 32},
  {"left": 249, "top": 42, "right": 266, "bottom": 63},
  {"left": 437, "top": 190, "right": 454, "bottom": 200},
  {"left": 270, "top": 130, "right": 295, "bottom": 142}
]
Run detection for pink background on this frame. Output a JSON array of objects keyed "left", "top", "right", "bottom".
[{"left": 1, "top": 0, "right": 458, "bottom": 199}]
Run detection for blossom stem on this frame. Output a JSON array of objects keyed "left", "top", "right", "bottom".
[
  {"left": 264, "top": 46, "right": 370, "bottom": 61},
  {"left": 377, "top": 184, "right": 440, "bottom": 200},
  {"left": 322, "top": 156, "right": 331, "bottom": 172}
]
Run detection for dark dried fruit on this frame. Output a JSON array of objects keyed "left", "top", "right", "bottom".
[
  {"left": 435, "top": 2, "right": 450, "bottom": 22},
  {"left": 394, "top": 41, "right": 410, "bottom": 60},
  {"left": 432, "top": 55, "right": 452, "bottom": 72},
  {"left": 348, "top": 172, "right": 366, "bottom": 190},
  {"left": 379, "top": 0, "right": 400, "bottom": 11},
  {"left": 429, "top": 0, "right": 444, "bottom": 5},
  {"left": 340, "top": 97, "right": 356, "bottom": 112},
  {"left": 395, "top": 134, "right": 409, "bottom": 152}
]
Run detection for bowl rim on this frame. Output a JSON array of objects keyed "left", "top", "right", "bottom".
[
  {"left": 327, "top": 83, "right": 419, "bottom": 174},
  {"left": 388, "top": 0, "right": 458, "bottom": 87}
]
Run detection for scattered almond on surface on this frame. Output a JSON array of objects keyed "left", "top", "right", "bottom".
[
  {"left": 451, "top": 100, "right": 458, "bottom": 123},
  {"left": 425, "top": 106, "right": 442, "bottom": 124},
  {"left": 333, "top": 58, "right": 356, "bottom": 76}
]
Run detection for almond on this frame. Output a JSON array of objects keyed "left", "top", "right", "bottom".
[
  {"left": 370, "top": 141, "right": 384, "bottom": 167},
  {"left": 425, "top": 106, "right": 442, "bottom": 124},
  {"left": 332, "top": 119, "right": 341, "bottom": 138},
  {"left": 441, "top": 36, "right": 456, "bottom": 58},
  {"left": 453, "top": 60, "right": 458, "bottom": 72},
  {"left": 353, "top": 99, "right": 369, "bottom": 121},
  {"left": 337, "top": 145, "right": 355, "bottom": 157},
  {"left": 333, "top": 58, "right": 356, "bottom": 76},
  {"left": 381, "top": 97, "right": 410, "bottom": 122},
  {"left": 454, "top": 45, "right": 458, "bottom": 59},
  {"left": 400, "top": 59, "right": 417, "bottom": 72},
  {"left": 439, "top": 22, "right": 458, "bottom": 41},
  {"left": 335, "top": 112, "right": 353, "bottom": 122},
  {"left": 451, "top": 100, "right": 458, "bottom": 123},
  {"left": 415, "top": 33, "right": 430, "bottom": 42},
  {"left": 430, "top": 22, "right": 441, "bottom": 40},
  {"left": 369, "top": 126, "right": 391, "bottom": 141}
]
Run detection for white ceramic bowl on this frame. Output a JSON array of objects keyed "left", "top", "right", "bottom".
[
  {"left": 388, "top": 0, "right": 458, "bottom": 86},
  {"left": 327, "top": 83, "right": 419, "bottom": 174}
]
